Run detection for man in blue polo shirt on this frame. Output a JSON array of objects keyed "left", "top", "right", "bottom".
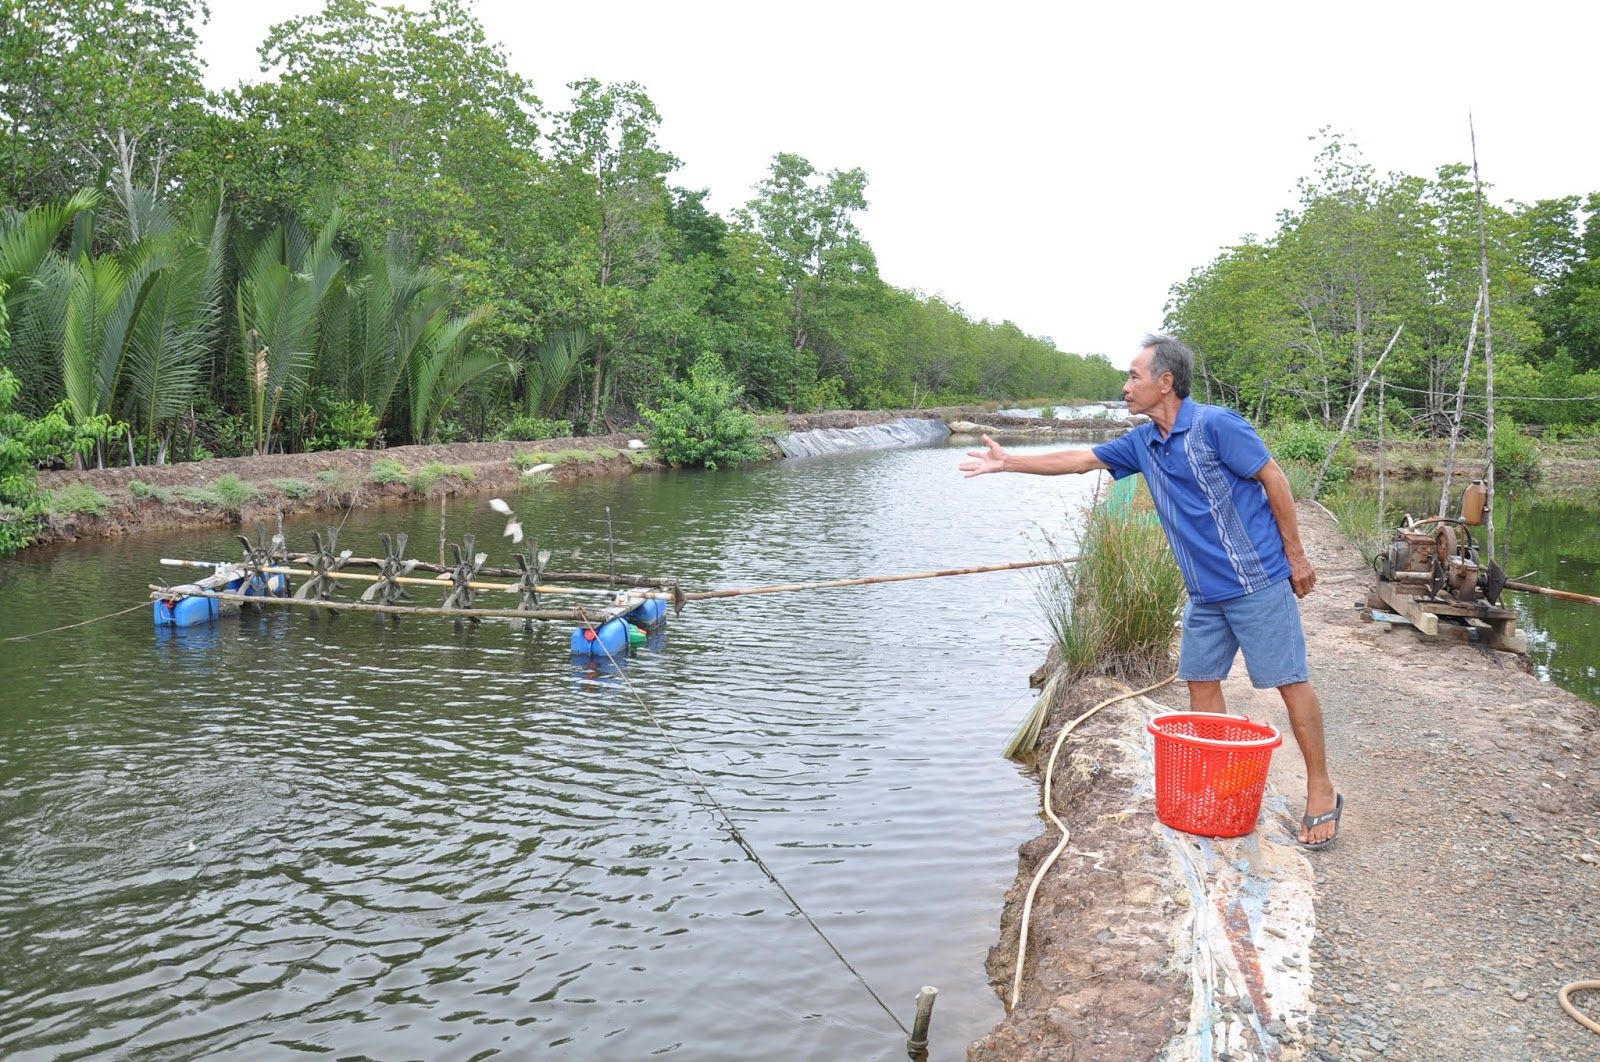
[{"left": 959, "top": 333, "right": 1341, "bottom": 848}]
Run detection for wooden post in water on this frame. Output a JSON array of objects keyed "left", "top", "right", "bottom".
[{"left": 906, "top": 985, "right": 938, "bottom": 1060}]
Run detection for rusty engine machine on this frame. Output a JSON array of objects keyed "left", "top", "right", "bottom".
[{"left": 1368, "top": 480, "right": 1527, "bottom": 653}]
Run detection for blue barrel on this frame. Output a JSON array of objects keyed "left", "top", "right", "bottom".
[
  {"left": 571, "top": 617, "right": 631, "bottom": 656},
  {"left": 153, "top": 593, "right": 220, "bottom": 627},
  {"left": 227, "top": 573, "right": 289, "bottom": 596},
  {"left": 625, "top": 598, "right": 668, "bottom": 628}
]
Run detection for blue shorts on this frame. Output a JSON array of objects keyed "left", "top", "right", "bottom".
[{"left": 1178, "top": 578, "right": 1309, "bottom": 689}]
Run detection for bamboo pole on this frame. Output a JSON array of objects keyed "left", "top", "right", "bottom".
[
  {"left": 158, "top": 558, "right": 625, "bottom": 599},
  {"left": 1504, "top": 580, "right": 1600, "bottom": 606},
  {"left": 1438, "top": 283, "right": 1486, "bottom": 518},
  {"left": 149, "top": 585, "right": 629, "bottom": 623},
  {"left": 635, "top": 557, "right": 1076, "bottom": 603},
  {"left": 1377, "top": 375, "right": 1387, "bottom": 536},
  {"left": 1472, "top": 114, "right": 1497, "bottom": 563}
]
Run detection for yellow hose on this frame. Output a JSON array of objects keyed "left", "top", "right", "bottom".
[
  {"left": 1008, "top": 671, "right": 1177, "bottom": 1010},
  {"left": 1559, "top": 980, "right": 1600, "bottom": 1034}
]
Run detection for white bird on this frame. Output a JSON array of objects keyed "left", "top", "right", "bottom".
[
  {"left": 627, "top": 439, "right": 646, "bottom": 450},
  {"left": 522, "top": 463, "right": 555, "bottom": 476},
  {"left": 489, "top": 497, "right": 523, "bottom": 542}
]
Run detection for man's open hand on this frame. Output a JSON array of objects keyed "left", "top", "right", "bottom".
[{"left": 959, "top": 434, "right": 1007, "bottom": 477}]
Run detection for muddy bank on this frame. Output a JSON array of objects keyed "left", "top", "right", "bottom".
[
  {"left": 976, "top": 504, "right": 1600, "bottom": 1059},
  {"left": 27, "top": 407, "right": 1131, "bottom": 548},
  {"left": 31, "top": 434, "right": 658, "bottom": 548}
]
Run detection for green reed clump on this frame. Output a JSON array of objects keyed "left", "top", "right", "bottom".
[
  {"left": 1037, "top": 498, "right": 1185, "bottom": 684},
  {"left": 1280, "top": 459, "right": 1317, "bottom": 499},
  {"left": 1321, "top": 484, "right": 1387, "bottom": 565}
]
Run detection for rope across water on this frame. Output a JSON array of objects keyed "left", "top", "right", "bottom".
[{"left": 576, "top": 606, "right": 913, "bottom": 1039}]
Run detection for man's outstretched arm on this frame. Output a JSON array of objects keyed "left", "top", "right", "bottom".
[{"left": 959, "top": 434, "right": 1110, "bottom": 477}]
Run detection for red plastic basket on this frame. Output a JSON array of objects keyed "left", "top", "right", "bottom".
[{"left": 1146, "top": 712, "right": 1283, "bottom": 838}]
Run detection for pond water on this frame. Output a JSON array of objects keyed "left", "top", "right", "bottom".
[
  {"left": 0, "top": 443, "right": 1106, "bottom": 1059},
  {"left": 1360, "top": 480, "right": 1600, "bottom": 707}
]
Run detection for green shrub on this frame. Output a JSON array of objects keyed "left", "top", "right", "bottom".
[
  {"left": 640, "top": 353, "right": 766, "bottom": 470},
  {"left": 1264, "top": 419, "right": 1352, "bottom": 490},
  {"left": 45, "top": 482, "right": 110, "bottom": 516},
  {"left": 1037, "top": 500, "right": 1186, "bottom": 684},
  {"left": 1265, "top": 419, "right": 1337, "bottom": 463},
  {"left": 129, "top": 480, "right": 176, "bottom": 504},
  {"left": 1039, "top": 405, "right": 1058, "bottom": 420},
  {"left": 307, "top": 392, "right": 379, "bottom": 452},
  {"left": 408, "top": 462, "right": 474, "bottom": 494},
  {"left": 316, "top": 468, "right": 352, "bottom": 486},
  {"left": 1492, "top": 414, "right": 1541, "bottom": 484},
  {"left": 492, "top": 414, "right": 573, "bottom": 442},
  {"left": 273, "top": 477, "right": 314, "bottom": 499},
  {"left": 0, "top": 365, "right": 120, "bottom": 554},
  {"left": 802, "top": 375, "right": 847, "bottom": 413},
  {"left": 369, "top": 457, "right": 408, "bottom": 484}
]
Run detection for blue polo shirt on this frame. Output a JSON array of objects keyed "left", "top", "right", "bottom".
[{"left": 1091, "top": 399, "right": 1290, "bottom": 604}]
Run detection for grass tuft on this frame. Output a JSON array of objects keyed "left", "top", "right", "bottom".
[
  {"left": 273, "top": 477, "right": 314, "bottom": 499},
  {"left": 129, "top": 480, "right": 176, "bottom": 504},
  {"left": 45, "top": 482, "right": 111, "bottom": 516},
  {"left": 368, "top": 457, "right": 407, "bottom": 485},
  {"left": 175, "top": 473, "right": 258, "bottom": 509},
  {"left": 407, "top": 462, "right": 474, "bottom": 494}
]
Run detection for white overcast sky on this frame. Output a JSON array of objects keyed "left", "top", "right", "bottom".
[{"left": 197, "top": 0, "right": 1600, "bottom": 367}]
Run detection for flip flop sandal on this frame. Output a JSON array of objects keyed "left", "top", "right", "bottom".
[{"left": 1300, "top": 793, "right": 1343, "bottom": 850}]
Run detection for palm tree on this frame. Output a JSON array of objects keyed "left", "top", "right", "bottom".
[
  {"left": 0, "top": 190, "right": 97, "bottom": 318},
  {"left": 406, "top": 302, "right": 497, "bottom": 443},
  {"left": 316, "top": 238, "right": 500, "bottom": 443},
  {"left": 122, "top": 189, "right": 227, "bottom": 463},
  {"left": 523, "top": 327, "right": 590, "bottom": 418},
  {"left": 235, "top": 213, "right": 343, "bottom": 455}
]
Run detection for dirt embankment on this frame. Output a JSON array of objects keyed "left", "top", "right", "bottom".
[
  {"left": 975, "top": 504, "right": 1600, "bottom": 1060},
  {"left": 26, "top": 407, "right": 1132, "bottom": 548}
]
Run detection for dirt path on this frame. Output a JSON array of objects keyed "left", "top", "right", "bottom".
[{"left": 973, "top": 503, "right": 1600, "bottom": 1060}]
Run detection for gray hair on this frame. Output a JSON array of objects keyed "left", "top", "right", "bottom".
[{"left": 1141, "top": 333, "right": 1193, "bottom": 398}]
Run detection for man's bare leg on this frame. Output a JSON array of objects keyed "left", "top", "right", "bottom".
[
  {"left": 1187, "top": 679, "right": 1226, "bottom": 712},
  {"left": 1278, "top": 680, "right": 1338, "bottom": 845},
  {"left": 1189, "top": 679, "right": 1339, "bottom": 845}
]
